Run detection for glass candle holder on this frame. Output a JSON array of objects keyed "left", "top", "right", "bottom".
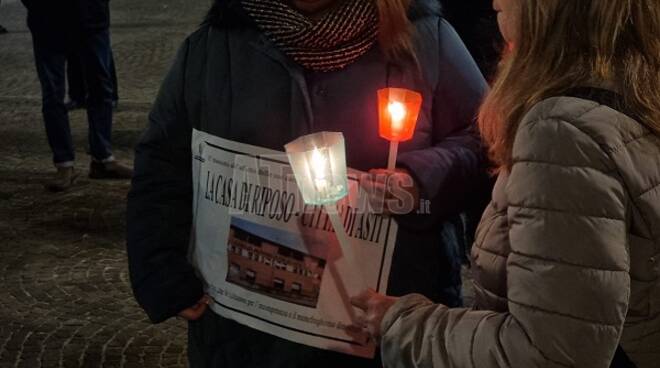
[
  {"left": 285, "top": 132, "right": 349, "bottom": 206},
  {"left": 377, "top": 87, "right": 423, "bottom": 142}
]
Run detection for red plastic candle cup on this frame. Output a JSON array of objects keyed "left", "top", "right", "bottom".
[{"left": 377, "top": 88, "right": 422, "bottom": 170}]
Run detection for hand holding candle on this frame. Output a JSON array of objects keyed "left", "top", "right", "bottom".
[
  {"left": 360, "top": 168, "right": 420, "bottom": 215},
  {"left": 377, "top": 88, "right": 423, "bottom": 171}
]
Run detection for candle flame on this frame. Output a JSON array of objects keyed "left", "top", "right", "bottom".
[
  {"left": 387, "top": 101, "right": 407, "bottom": 131},
  {"left": 310, "top": 148, "right": 329, "bottom": 192},
  {"left": 311, "top": 148, "right": 327, "bottom": 180}
]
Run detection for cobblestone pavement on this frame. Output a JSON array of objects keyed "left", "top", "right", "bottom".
[{"left": 0, "top": 1, "right": 209, "bottom": 367}]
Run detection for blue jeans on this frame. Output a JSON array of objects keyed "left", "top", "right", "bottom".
[
  {"left": 30, "top": 25, "right": 114, "bottom": 166},
  {"left": 67, "top": 41, "right": 119, "bottom": 103}
]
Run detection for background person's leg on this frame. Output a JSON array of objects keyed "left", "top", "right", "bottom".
[
  {"left": 109, "top": 48, "right": 118, "bottom": 105},
  {"left": 31, "top": 29, "right": 75, "bottom": 167},
  {"left": 80, "top": 28, "right": 114, "bottom": 163},
  {"left": 30, "top": 26, "right": 80, "bottom": 191},
  {"left": 66, "top": 48, "right": 88, "bottom": 109},
  {"left": 81, "top": 27, "right": 132, "bottom": 179}
]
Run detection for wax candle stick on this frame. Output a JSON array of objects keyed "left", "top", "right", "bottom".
[
  {"left": 324, "top": 202, "right": 365, "bottom": 290},
  {"left": 378, "top": 88, "right": 423, "bottom": 170}
]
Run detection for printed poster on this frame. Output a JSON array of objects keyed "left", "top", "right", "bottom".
[{"left": 191, "top": 129, "right": 398, "bottom": 358}]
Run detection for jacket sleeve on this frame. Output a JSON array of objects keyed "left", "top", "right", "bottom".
[
  {"left": 397, "top": 19, "right": 489, "bottom": 219},
  {"left": 380, "top": 114, "right": 631, "bottom": 368},
  {"left": 126, "top": 38, "right": 204, "bottom": 324}
]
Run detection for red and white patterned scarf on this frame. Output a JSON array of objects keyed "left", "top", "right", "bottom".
[{"left": 242, "top": 0, "right": 379, "bottom": 72}]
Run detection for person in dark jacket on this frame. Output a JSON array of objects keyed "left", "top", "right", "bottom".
[
  {"left": 21, "top": 0, "right": 131, "bottom": 191},
  {"left": 127, "top": 0, "right": 488, "bottom": 367}
]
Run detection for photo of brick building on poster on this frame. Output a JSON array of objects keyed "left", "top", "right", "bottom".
[{"left": 226, "top": 217, "right": 327, "bottom": 308}]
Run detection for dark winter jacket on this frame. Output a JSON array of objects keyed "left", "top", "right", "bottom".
[
  {"left": 22, "top": 0, "right": 110, "bottom": 31},
  {"left": 75, "top": 0, "right": 110, "bottom": 30},
  {"left": 127, "top": 0, "right": 488, "bottom": 366}
]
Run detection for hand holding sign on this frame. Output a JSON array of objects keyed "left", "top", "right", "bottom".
[{"left": 350, "top": 288, "right": 399, "bottom": 343}]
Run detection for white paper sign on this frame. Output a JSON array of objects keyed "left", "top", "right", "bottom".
[{"left": 191, "top": 129, "right": 398, "bottom": 358}]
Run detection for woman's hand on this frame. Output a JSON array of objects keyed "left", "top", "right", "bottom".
[
  {"left": 350, "top": 289, "right": 399, "bottom": 343},
  {"left": 178, "top": 294, "right": 211, "bottom": 321},
  {"left": 360, "top": 168, "right": 420, "bottom": 215}
]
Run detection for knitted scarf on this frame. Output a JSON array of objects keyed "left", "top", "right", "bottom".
[{"left": 241, "top": 0, "right": 379, "bottom": 72}]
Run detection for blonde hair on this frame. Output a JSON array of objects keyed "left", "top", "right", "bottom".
[
  {"left": 479, "top": 0, "right": 660, "bottom": 169},
  {"left": 376, "top": 0, "right": 416, "bottom": 63}
]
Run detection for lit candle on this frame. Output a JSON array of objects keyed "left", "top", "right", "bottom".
[
  {"left": 310, "top": 147, "right": 329, "bottom": 193},
  {"left": 286, "top": 132, "right": 347, "bottom": 205},
  {"left": 378, "top": 88, "right": 423, "bottom": 171},
  {"left": 285, "top": 132, "right": 365, "bottom": 291},
  {"left": 387, "top": 101, "right": 407, "bottom": 132}
]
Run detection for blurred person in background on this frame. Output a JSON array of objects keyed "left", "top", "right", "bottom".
[
  {"left": 440, "top": 0, "right": 503, "bottom": 80},
  {"left": 352, "top": 0, "right": 660, "bottom": 367},
  {"left": 0, "top": 0, "right": 8, "bottom": 34},
  {"left": 439, "top": 0, "right": 502, "bottom": 264},
  {"left": 21, "top": 0, "right": 132, "bottom": 191},
  {"left": 127, "top": 0, "right": 491, "bottom": 367},
  {"left": 66, "top": 48, "right": 120, "bottom": 111}
]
